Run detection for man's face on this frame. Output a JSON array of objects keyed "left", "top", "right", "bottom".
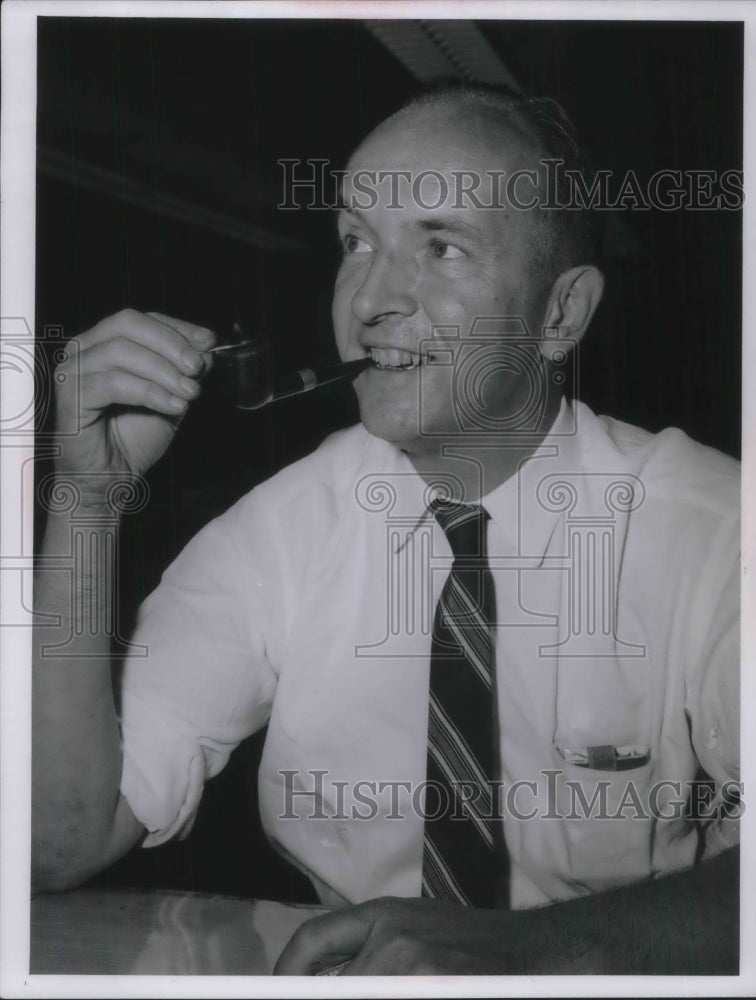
[{"left": 332, "top": 106, "right": 555, "bottom": 457}]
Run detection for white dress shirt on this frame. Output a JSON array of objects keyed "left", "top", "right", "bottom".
[{"left": 120, "top": 399, "right": 740, "bottom": 909}]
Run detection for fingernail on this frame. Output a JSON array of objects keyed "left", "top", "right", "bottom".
[
  {"left": 179, "top": 376, "right": 200, "bottom": 396},
  {"left": 168, "top": 396, "right": 188, "bottom": 412},
  {"left": 193, "top": 328, "right": 215, "bottom": 350},
  {"left": 182, "top": 348, "right": 203, "bottom": 373}
]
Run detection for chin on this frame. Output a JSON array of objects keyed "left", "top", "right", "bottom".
[
  {"left": 361, "top": 412, "right": 454, "bottom": 465},
  {"left": 359, "top": 404, "right": 419, "bottom": 448}
]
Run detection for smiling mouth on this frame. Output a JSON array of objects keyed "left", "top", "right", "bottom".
[{"left": 366, "top": 346, "right": 436, "bottom": 371}]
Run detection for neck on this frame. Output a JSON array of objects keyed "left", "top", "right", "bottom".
[{"left": 403, "top": 391, "right": 563, "bottom": 502}]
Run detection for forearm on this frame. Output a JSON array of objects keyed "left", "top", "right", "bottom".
[
  {"left": 522, "top": 846, "right": 739, "bottom": 975},
  {"left": 275, "top": 847, "right": 739, "bottom": 975},
  {"left": 31, "top": 312, "right": 214, "bottom": 890},
  {"left": 32, "top": 504, "right": 128, "bottom": 890}
]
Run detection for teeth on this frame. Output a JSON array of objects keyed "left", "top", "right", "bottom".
[{"left": 367, "top": 347, "right": 431, "bottom": 370}]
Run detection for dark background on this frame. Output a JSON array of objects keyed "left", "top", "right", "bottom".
[{"left": 35, "top": 16, "right": 743, "bottom": 900}]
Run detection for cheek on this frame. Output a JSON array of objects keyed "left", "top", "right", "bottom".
[
  {"left": 420, "top": 268, "right": 514, "bottom": 323},
  {"left": 415, "top": 276, "right": 476, "bottom": 332}
]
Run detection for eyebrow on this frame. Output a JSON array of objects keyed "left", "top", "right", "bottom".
[
  {"left": 336, "top": 206, "right": 485, "bottom": 242},
  {"left": 415, "top": 217, "right": 483, "bottom": 240}
]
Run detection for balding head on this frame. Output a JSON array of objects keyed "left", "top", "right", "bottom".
[{"left": 381, "top": 83, "right": 601, "bottom": 284}]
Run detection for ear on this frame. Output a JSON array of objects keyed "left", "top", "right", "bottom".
[{"left": 538, "top": 265, "right": 604, "bottom": 361}]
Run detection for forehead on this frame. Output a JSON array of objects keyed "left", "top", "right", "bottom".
[
  {"left": 349, "top": 104, "right": 536, "bottom": 169},
  {"left": 341, "top": 105, "right": 541, "bottom": 219}
]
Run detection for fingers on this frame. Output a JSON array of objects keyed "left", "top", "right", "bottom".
[
  {"left": 76, "top": 308, "right": 215, "bottom": 376},
  {"left": 79, "top": 370, "right": 193, "bottom": 417},
  {"left": 77, "top": 339, "right": 201, "bottom": 413},
  {"left": 145, "top": 311, "right": 216, "bottom": 352},
  {"left": 146, "top": 311, "right": 218, "bottom": 375},
  {"left": 273, "top": 902, "right": 377, "bottom": 975},
  {"left": 56, "top": 309, "right": 217, "bottom": 423}
]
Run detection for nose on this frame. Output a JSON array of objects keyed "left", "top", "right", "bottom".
[{"left": 350, "top": 250, "right": 417, "bottom": 325}]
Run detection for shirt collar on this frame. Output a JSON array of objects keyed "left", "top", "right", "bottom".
[
  {"left": 371, "top": 397, "right": 582, "bottom": 558},
  {"left": 481, "top": 397, "right": 583, "bottom": 559}
]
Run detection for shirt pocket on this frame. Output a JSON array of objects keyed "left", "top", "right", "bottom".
[{"left": 548, "top": 742, "right": 655, "bottom": 892}]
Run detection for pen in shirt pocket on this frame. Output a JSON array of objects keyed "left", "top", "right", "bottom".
[{"left": 556, "top": 744, "right": 651, "bottom": 771}]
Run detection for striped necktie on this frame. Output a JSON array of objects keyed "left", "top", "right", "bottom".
[{"left": 421, "top": 498, "right": 499, "bottom": 907}]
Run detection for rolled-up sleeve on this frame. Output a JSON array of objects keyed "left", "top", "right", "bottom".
[
  {"left": 119, "top": 495, "right": 281, "bottom": 846},
  {"left": 685, "top": 516, "right": 740, "bottom": 855}
]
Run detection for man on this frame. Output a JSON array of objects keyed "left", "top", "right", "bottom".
[{"left": 33, "top": 85, "right": 739, "bottom": 974}]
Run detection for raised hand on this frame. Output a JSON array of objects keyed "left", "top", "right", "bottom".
[{"left": 54, "top": 309, "right": 216, "bottom": 481}]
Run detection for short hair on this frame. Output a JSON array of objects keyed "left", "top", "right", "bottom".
[{"left": 395, "top": 81, "right": 601, "bottom": 282}]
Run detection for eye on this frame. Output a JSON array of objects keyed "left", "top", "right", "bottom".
[
  {"left": 429, "top": 238, "right": 464, "bottom": 260},
  {"left": 341, "top": 232, "right": 373, "bottom": 255}
]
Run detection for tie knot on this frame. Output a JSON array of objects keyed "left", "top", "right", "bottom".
[{"left": 429, "top": 499, "right": 490, "bottom": 559}]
